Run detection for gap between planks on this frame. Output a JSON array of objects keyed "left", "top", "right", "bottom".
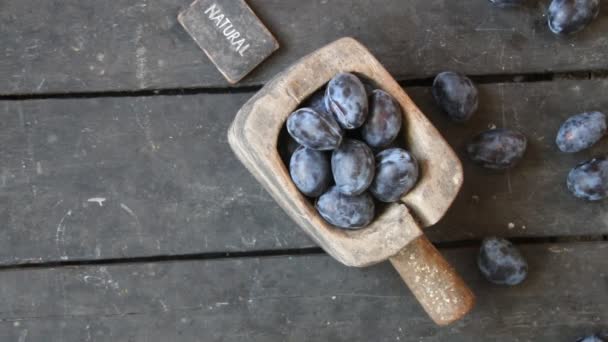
[
  {"left": 1, "top": 69, "right": 608, "bottom": 101},
  {"left": 0, "top": 235, "right": 606, "bottom": 272}
]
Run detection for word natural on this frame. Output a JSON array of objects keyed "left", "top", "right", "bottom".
[{"left": 204, "top": 4, "right": 250, "bottom": 56}]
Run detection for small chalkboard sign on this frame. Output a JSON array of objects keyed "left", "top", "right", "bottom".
[{"left": 178, "top": 0, "right": 279, "bottom": 84}]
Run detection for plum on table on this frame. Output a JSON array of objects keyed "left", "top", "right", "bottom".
[
  {"left": 467, "top": 128, "right": 527, "bottom": 169},
  {"left": 567, "top": 156, "right": 608, "bottom": 201},
  {"left": 432, "top": 71, "right": 478, "bottom": 122},
  {"left": 556, "top": 111, "right": 606, "bottom": 153},
  {"left": 478, "top": 237, "right": 528, "bottom": 285},
  {"left": 548, "top": 0, "right": 600, "bottom": 35}
]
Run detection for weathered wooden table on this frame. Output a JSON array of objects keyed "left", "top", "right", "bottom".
[{"left": 0, "top": 1, "right": 606, "bottom": 341}]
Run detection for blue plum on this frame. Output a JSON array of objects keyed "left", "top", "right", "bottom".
[
  {"left": 287, "top": 108, "right": 343, "bottom": 150},
  {"left": 361, "top": 89, "right": 403, "bottom": 148},
  {"left": 478, "top": 237, "right": 528, "bottom": 285},
  {"left": 432, "top": 71, "right": 478, "bottom": 122},
  {"left": 567, "top": 156, "right": 608, "bottom": 201},
  {"left": 556, "top": 111, "right": 606, "bottom": 153},
  {"left": 331, "top": 139, "right": 375, "bottom": 195},
  {"left": 548, "top": 0, "right": 600, "bottom": 35},
  {"left": 325, "top": 73, "right": 369, "bottom": 129},
  {"left": 467, "top": 128, "right": 527, "bottom": 169},
  {"left": 315, "top": 186, "right": 375, "bottom": 229},
  {"left": 289, "top": 146, "right": 331, "bottom": 197},
  {"left": 370, "top": 148, "right": 419, "bottom": 202}
]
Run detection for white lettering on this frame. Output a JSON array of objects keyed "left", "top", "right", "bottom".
[
  {"left": 204, "top": 4, "right": 221, "bottom": 18},
  {"left": 218, "top": 18, "right": 232, "bottom": 29},
  {"left": 204, "top": 3, "right": 250, "bottom": 56},
  {"left": 232, "top": 38, "right": 244, "bottom": 50},
  {"left": 238, "top": 43, "right": 250, "bottom": 56},
  {"left": 223, "top": 25, "right": 235, "bottom": 36},
  {"left": 228, "top": 32, "right": 240, "bottom": 43},
  {"left": 212, "top": 13, "right": 224, "bottom": 25}
]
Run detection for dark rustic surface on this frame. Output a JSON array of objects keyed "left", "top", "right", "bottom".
[
  {"left": 2, "top": 1, "right": 608, "bottom": 339},
  {"left": 1, "top": 80, "right": 607, "bottom": 265},
  {"left": 1, "top": 0, "right": 608, "bottom": 94},
  {"left": 0, "top": 94, "right": 311, "bottom": 265},
  {"left": 178, "top": 0, "right": 279, "bottom": 83},
  {"left": 0, "top": 243, "right": 605, "bottom": 341}
]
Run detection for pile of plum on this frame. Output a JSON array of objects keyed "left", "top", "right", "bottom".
[{"left": 284, "top": 73, "right": 418, "bottom": 229}]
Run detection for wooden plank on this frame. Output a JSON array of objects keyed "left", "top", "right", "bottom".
[
  {"left": 0, "top": 242, "right": 606, "bottom": 341},
  {"left": 1, "top": 0, "right": 608, "bottom": 94},
  {"left": 0, "top": 93, "right": 314, "bottom": 265},
  {"left": 1, "top": 79, "right": 608, "bottom": 265}
]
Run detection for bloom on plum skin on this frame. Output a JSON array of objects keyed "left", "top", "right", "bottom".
[
  {"left": 478, "top": 237, "right": 528, "bottom": 286},
  {"left": 325, "top": 73, "right": 369, "bottom": 129},
  {"left": 286, "top": 108, "right": 343, "bottom": 150},
  {"left": 289, "top": 146, "right": 331, "bottom": 197},
  {"left": 432, "top": 71, "right": 478, "bottom": 122},
  {"left": 315, "top": 186, "right": 375, "bottom": 229}
]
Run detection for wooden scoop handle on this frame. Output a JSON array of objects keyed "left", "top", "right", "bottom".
[{"left": 389, "top": 235, "right": 475, "bottom": 325}]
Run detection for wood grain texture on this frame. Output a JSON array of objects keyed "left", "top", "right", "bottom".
[
  {"left": 2, "top": 0, "right": 608, "bottom": 94},
  {"left": 0, "top": 242, "right": 605, "bottom": 341},
  {"left": 2, "top": 79, "right": 608, "bottom": 265},
  {"left": 390, "top": 236, "right": 475, "bottom": 325},
  {"left": 0, "top": 94, "right": 314, "bottom": 265},
  {"left": 229, "top": 38, "right": 462, "bottom": 267}
]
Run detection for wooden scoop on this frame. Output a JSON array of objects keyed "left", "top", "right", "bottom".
[{"left": 228, "top": 37, "right": 474, "bottom": 325}]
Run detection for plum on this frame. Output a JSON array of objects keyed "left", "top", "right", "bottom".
[
  {"left": 432, "top": 71, "right": 478, "bottom": 122},
  {"left": 567, "top": 156, "right": 608, "bottom": 201},
  {"left": 548, "top": 0, "right": 600, "bottom": 35},
  {"left": 325, "top": 73, "right": 369, "bottom": 129},
  {"left": 361, "top": 89, "right": 403, "bottom": 148},
  {"left": 315, "top": 186, "right": 375, "bottom": 229},
  {"left": 289, "top": 146, "right": 331, "bottom": 197},
  {"left": 287, "top": 108, "right": 343, "bottom": 150},
  {"left": 556, "top": 111, "right": 606, "bottom": 153},
  {"left": 467, "top": 128, "right": 527, "bottom": 169},
  {"left": 369, "top": 148, "right": 419, "bottom": 202},
  {"left": 331, "top": 139, "right": 375, "bottom": 195},
  {"left": 478, "top": 237, "right": 528, "bottom": 285}
]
